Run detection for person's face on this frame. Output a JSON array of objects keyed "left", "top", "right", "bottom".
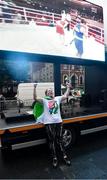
[
  {"left": 46, "top": 89, "right": 54, "bottom": 98},
  {"left": 76, "top": 17, "right": 81, "bottom": 23}
]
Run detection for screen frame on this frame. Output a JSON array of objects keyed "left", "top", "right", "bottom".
[
  {"left": 0, "top": 49, "right": 106, "bottom": 66},
  {"left": 0, "top": 0, "right": 105, "bottom": 63}
]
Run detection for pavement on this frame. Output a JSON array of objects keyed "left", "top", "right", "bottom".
[{"left": 0, "top": 130, "right": 107, "bottom": 179}]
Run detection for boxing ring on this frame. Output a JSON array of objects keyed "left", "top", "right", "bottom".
[{"left": 0, "top": 2, "right": 104, "bottom": 61}]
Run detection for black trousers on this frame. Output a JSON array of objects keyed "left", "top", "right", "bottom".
[{"left": 45, "top": 123, "right": 66, "bottom": 159}]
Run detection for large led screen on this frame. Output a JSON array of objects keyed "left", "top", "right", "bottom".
[{"left": 0, "top": 0, "right": 105, "bottom": 61}]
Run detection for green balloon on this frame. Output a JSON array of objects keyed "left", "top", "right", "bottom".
[
  {"left": 33, "top": 101, "right": 44, "bottom": 119},
  {"left": 33, "top": 96, "right": 52, "bottom": 120}
]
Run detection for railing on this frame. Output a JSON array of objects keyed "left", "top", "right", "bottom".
[
  {"left": 0, "top": 2, "right": 104, "bottom": 44},
  {"left": 0, "top": 98, "right": 74, "bottom": 120},
  {"left": 0, "top": 99, "right": 32, "bottom": 117}
]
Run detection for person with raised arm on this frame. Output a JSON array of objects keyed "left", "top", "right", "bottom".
[{"left": 33, "top": 82, "right": 71, "bottom": 168}]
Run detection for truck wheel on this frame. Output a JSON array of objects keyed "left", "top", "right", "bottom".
[{"left": 62, "top": 128, "right": 76, "bottom": 148}]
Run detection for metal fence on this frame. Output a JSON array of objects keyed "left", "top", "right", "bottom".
[
  {"left": 0, "top": 98, "right": 74, "bottom": 119},
  {"left": 0, "top": 2, "right": 104, "bottom": 44}
]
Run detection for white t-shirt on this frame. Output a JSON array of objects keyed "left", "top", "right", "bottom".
[{"left": 42, "top": 96, "right": 62, "bottom": 125}]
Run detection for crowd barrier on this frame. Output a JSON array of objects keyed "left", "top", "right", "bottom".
[{"left": 0, "top": 2, "right": 104, "bottom": 45}]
